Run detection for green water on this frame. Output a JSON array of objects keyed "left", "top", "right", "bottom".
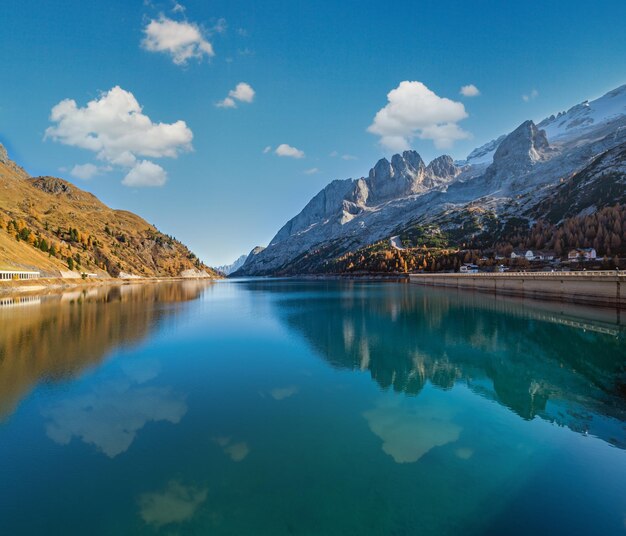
[{"left": 0, "top": 279, "right": 624, "bottom": 535}]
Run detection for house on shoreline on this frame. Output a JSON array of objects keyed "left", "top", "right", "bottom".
[
  {"left": 510, "top": 250, "right": 557, "bottom": 262},
  {"left": 568, "top": 248, "right": 597, "bottom": 261}
]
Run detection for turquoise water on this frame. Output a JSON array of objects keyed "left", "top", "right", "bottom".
[{"left": 0, "top": 279, "right": 625, "bottom": 535}]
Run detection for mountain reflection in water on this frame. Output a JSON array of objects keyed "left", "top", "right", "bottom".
[
  {"left": 242, "top": 280, "right": 626, "bottom": 449},
  {"left": 0, "top": 281, "right": 208, "bottom": 420}
]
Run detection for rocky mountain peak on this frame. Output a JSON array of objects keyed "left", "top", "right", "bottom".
[
  {"left": 369, "top": 157, "right": 393, "bottom": 182},
  {"left": 426, "top": 155, "right": 459, "bottom": 180},
  {"left": 493, "top": 120, "right": 550, "bottom": 162},
  {"left": 485, "top": 120, "right": 553, "bottom": 187},
  {"left": 485, "top": 120, "right": 552, "bottom": 184},
  {"left": 367, "top": 150, "right": 433, "bottom": 202}
]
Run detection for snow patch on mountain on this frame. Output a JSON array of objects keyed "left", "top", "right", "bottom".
[{"left": 538, "top": 84, "right": 626, "bottom": 143}]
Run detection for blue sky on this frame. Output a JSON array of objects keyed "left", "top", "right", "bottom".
[{"left": 1, "top": 0, "right": 625, "bottom": 265}]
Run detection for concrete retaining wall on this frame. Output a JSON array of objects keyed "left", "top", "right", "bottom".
[{"left": 409, "top": 271, "right": 626, "bottom": 308}]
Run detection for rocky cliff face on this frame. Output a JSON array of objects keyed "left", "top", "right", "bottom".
[
  {"left": 483, "top": 120, "right": 553, "bottom": 188},
  {"left": 238, "top": 85, "right": 626, "bottom": 276}
]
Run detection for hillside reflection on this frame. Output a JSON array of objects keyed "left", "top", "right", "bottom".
[
  {"left": 244, "top": 280, "right": 626, "bottom": 448},
  {"left": 0, "top": 282, "right": 208, "bottom": 420}
]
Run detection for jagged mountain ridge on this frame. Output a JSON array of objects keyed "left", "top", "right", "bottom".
[{"left": 238, "top": 84, "right": 626, "bottom": 276}]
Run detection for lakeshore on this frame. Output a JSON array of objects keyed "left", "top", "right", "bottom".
[
  {"left": 409, "top": 270, "right": 626, "bottom": 308},
  {"left": 0, "top": 274, "right": 220, "bottom": 297}
]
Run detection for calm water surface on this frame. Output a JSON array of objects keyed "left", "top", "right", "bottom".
[{"left": 0, "top": 280, "right": 625, "bottom": 535}]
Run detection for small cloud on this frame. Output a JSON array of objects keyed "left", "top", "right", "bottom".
[
  {"left": 141, "top": 16, "right": 214, "bottom": 65},
  {"left": 275, "top": 144, "right": 304, "bottom": 159},
  {"left": 237, "top": 28, "right": 248, "bottom": 37},
  {"left": 70, "top": 163, "right": 99, "bottom": 180},
  {"left": 303, "top": 168, "right": 319, "bottom": 175},
  {"left": 229, "top": 82, "right": 254, "bottom": 102},
  {"left": 216, "top": 82, "right": 255, "bottom": 108},
  {"left": 368, "top": 81, "right": 471, "bottom": 151},
  {"left": 210, "top": 17, "right": 227, "bottom": 35},
  {"left": 330, "top": 151, "right": 356, "bottom": 160},
  {"left": 171, "top": 1, "right": 185, "bottom": 13},
  {"left": 460, "top": 84, "right": 480, "bottom": 97},
  {"left": 522, "top": 89, "right": 539, "bottom": 102},
  {"left": 216, "top": 97, "right": 236, "bottom": 108},
  {"left": 263, "top": 145, "right": 272, "bottom": 154},
  {"left": 122, "top": 160, "right": 168, "bottom": 187}
]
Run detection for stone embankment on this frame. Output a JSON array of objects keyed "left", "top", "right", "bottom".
[{"left": 409, "top": 271, "right": 626, "bottom": 308}]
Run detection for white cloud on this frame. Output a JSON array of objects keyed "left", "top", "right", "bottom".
[
  {"left": 522, "top": 89, "right": 539, "bottom": 102},
  {"left": 70, "top": 163, "right": 99, "bottom": 180},
  {"left": 329, "top": 150, "right": 339, "bottom": 157},
  {"left": 368, "top": 81, "right": 471, "bottom": 151},
  {"left": 229, "top": 82, "right": 254, "bottom": 102},
  {"left": 275, "top": 144, "right": 304, "bottom": 159},
  {"left": 303, "top": 167, "right": 319, "bottom": 175},
  {"left": 142, "top": 16, "right": 214, "bottom": 65},
  {"left": 263, "top": 145, "right": 272, "bottom": 154},
  {"left": 216, "top": 82, "right": 255, "bottom": 108},
  {"left": 123, "top": 160, "right": 168, "bottom": 187},
  {"left": 341, "top": 154, "right": 357, "bottom": 160},
  {"left": 216, "top": 97, "right": 236, "bottom": 108},
  {"left": 46, "top": 86, "right": 192, "bottom": 161},
  {"left": 46, "top": 86, "right": 192, "bottom": 187},
  {"left": 460, "top": 84, "right": 480, "bottom": 97}
]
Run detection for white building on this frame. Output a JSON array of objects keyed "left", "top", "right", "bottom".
[
  {"left": 511, "top": 250, "right": 535, "bottom": 261},
  {"left": 568, "top": 248, "right": 597, "bottom": 261},
  {"left": 460, "top": 264, "right": 479, "bottom": 273},
  {"left": 0, "top": 270, "right": 40, "bottom": 280}
]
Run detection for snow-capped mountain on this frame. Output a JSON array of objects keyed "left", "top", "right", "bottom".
[
  {"left": 461, "top": 84, "right": 626, "bottom": 166},
  {"left": 538, "top": 84, "right": 626, "bottom": 144},
  {"left": 237, "top": 84, "right": 626, "bottom": 276}
]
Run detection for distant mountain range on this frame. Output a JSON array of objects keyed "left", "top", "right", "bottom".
[
  {"left": 0, "top": 145, "right": 219, "bottom": 278},
  {"left": 237, "top": 84, "right": 626, "bottom": 275},
  {"left": 214, "top": 254, "right": 248, "bottom": 276}
]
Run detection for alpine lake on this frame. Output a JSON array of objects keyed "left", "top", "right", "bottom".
[{"left": 0, "top": 279, "right": 624, "bottom": 535}]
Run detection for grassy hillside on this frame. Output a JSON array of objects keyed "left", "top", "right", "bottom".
[{"left": 0, "top": 146, "right": 219, "bottom": 278}]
